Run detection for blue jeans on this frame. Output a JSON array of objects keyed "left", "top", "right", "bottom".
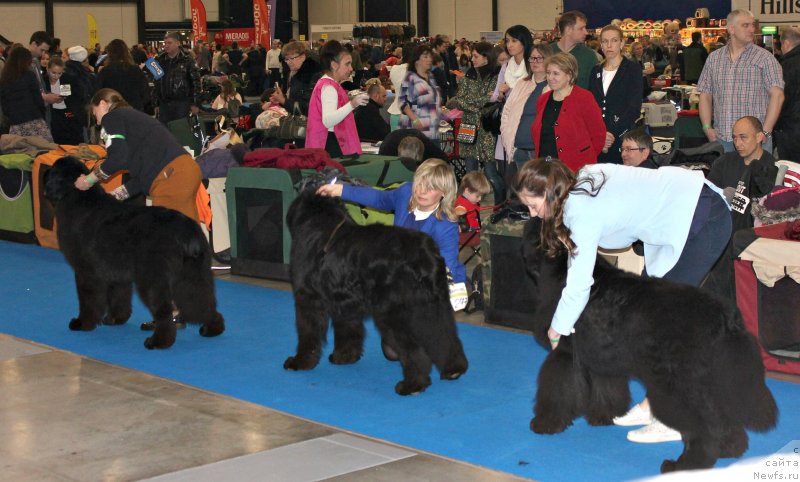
[
  {"left": 662, "top": 185, "right": 731, "bottom": 287},
  {"left": 465, "top": 156, "right": 505, "bottom": 204},
  {"left": 512, "top": 148, "right": 536, "bottom": 170}
]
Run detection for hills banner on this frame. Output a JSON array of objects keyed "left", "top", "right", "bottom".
[
  {"left": 253, "top": 0, "right": 272, "bottom": 49},
  {"left": 190, "top": 0, "right": 208, "bottom": 42}
]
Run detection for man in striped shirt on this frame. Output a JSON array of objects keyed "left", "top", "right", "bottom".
[{"left": 697, "top": 9, "right": 784, "bottom": 154}]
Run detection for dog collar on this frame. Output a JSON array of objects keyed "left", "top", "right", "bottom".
[{"left": 323, "top": 218, "right": 347, "bottom": 254}]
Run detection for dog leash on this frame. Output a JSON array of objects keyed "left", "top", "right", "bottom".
[{"left": 323, "top": 218, "right": 347, "bottom": 253}]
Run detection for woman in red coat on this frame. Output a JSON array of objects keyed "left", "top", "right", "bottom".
[{"left": 531, "top": 52, "right": 606, "bottom": 172}]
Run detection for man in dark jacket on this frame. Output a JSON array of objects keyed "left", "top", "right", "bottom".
[
  {"left": 433, "top": 35, "right": 458, "bottom": 100},
  {"left": 776, "top": 27, "right": 800, "bottom": 162},
  {"left": 354, "top": 82, "right": 390, "bottom": 142},
  {"left": 678, "top": 32, "right": 709, "bottom": 84},
  {"left": 154, "top": 32, "right": 201, "bottom": 124}
]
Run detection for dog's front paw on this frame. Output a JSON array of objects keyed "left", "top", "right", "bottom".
[
  {"left": 328, "top": 349, "right": 362, "bottom": 365},
  {"left": 100, "top": 315, "right": 128, "bottom": 326},
  {"left": 69, "top": 318, "right": 96, "bottom": 331},
  {"left": 144, "top": 335, "right": 175, "bottom": 350},
  {"left": 660, "top": 459, "right": 678, "bottom": 473},
  {"left": 395, "top": 377, "right": 431, "bottom": 396},
  {"left": 530, "top": 415, "right": 571, "bottom": 434},
  {"left": 283, "top": 355, "right": 319, "bottom": 371},
  {"left": 199, "top": 313, "right": 225, "bottom": 337}
]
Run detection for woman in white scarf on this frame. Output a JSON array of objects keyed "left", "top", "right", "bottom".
[
  {"left": 491, "top": 25, "right": 535, "bottom": 189},
  {"left": 492, "top": 25, "right": 534, "bottom": 101}
]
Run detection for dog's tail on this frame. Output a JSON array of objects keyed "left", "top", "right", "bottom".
[{"left": 712, "top": 311, "right": 778, "bottom": 432}]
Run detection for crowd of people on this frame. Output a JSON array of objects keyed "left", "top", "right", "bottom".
[{"left": 0, "top": 6, "right": 797, "bottom": 448}]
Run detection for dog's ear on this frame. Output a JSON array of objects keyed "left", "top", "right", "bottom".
[{"left": 521, "top": 218, "right": 544, "bottom": 281}]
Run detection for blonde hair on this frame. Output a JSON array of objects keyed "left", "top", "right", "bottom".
[
  {"left": 544, "top": 52, "right": 578, "bottom": 86},
  {"left": 408, "top": 158, "right": 458, "bottom": 222}
]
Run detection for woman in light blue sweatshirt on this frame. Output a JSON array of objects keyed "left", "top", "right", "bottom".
[{"left": 514, "top": 158, "right": 731, "bottom": 444}]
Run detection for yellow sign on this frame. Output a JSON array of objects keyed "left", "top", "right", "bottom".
[
  {"left": 299, "top": 35, "right": 306, "bottom": 41},
  {"left": 87, "top": 14, "right": 99, "bottom": 48},
  {"left": 320, "top": 34, "right": 328, "bottom": 40}
]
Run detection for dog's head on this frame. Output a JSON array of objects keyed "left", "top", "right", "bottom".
[
  {"left": 43, "top": 156, "right": 91, "bottom": 203},
  {"left": 286, "top": 190, "right": 349, "bottom": 234}
]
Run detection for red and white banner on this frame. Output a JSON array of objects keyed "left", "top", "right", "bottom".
[
  {"left": 190, "top": 0, "right": 208, "bottom": 42},
  {"left": 213, "top": 29, "right": 255, "bottom": 47},
  {"left": 253, "top": 0, "right": 272, "bottom": 49}
]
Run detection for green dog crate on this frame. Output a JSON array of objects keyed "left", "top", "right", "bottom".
[
  {"left": 0, "top": 154, "right": 36, "bottom": 243},
  {"left": 225, "top": 155, "right": 414, "bottom": 280}
]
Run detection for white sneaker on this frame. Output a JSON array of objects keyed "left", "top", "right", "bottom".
[
  {"left": 627, "top": 419, "right": 682, "bottom": 443},
  {"left": 613, "top": 404, "right": 652, "bottom": 426}
]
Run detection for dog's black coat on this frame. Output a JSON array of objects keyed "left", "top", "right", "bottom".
[
  {"left": 284, "top": 191, "right": 468, "bottom": 395},
  {"left": 521, "top": 218, "right": 777, "bottom": 473},
  {"left": 44, "top": 156, "right": 224, "bottom": 349}
]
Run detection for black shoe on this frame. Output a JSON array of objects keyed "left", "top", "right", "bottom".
[
  {"left": 381, "top": 339, "right": 399, "bottom": 361},
  {"left": 140, "top": 316, "right": 186, "bottom": 331}
]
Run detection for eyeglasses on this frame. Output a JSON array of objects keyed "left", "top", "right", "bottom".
[
  {"left": 619, "top": 147, "right": 646, "bottom": 153},
  {"left": 285, "top": 54, "right": 303, "bottom": 62},
  {"left": 529, "top": 56, "right": 544, "bottom": 63}
]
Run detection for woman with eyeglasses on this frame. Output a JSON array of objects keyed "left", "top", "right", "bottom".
[
  {"left": 588, "top": 25, "right": 644, "bottom": 164},
  {"left": 531, "top": 52, "right": 606, "bottom": 172},
  {"left": 500, "top": 43, "right": 553, "bottom": 170},
  {"left": 269, "top": 40, "right": 321, "bottom": 117}
]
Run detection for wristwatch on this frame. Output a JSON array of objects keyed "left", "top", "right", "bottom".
[{"left": 763, "top": 130, "right": 772, "bottom": 138}]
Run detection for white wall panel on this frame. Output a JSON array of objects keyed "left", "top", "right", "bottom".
[
  {"left": 143, "top": 0, "right": 219, "bottom": 22},
  {"left": 0, "top": 3, "right": 45, "bottom": 44},
  {"left": 53, "top": 3, "right": 139, "bottom": 49},
  {"left": 498, "top": 0, "right": 562, "bottom": 32},
  {"left": 144, "top": 0, "right": 183, "bottom": 22},
  {"left": 307, "top": 0, "right": 358, "bottom": 40}
]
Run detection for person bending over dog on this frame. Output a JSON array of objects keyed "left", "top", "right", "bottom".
[
  {"left": 515, "top": 158, "right": 731, "bottom": 444},
  {"left": 74, "top": 88, "right": 203, "bottom": 331}
]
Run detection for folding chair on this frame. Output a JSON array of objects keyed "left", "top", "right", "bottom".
[
  {"left": 458, "top": 204, "right": 493, "bottom": 265},
  {"left": 459, "top": 227, "right": 482, "bottom": 265}
]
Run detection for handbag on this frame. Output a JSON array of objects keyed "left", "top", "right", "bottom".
[
  {"left": 277, "top": 103, "right": 307, "bottom": 141},
  {"left": 480, "top": 101, "right": 504, "bottom": 136},
  {"left": 456, "top": 122, "right": 477, "bottom": 144}
]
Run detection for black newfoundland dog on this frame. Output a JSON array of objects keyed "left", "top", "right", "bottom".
[
  {"left": 284, "top": 191, "right": 468, "bottom": 395},
  {"left": 521, "top": 218, "right": 777, "bottom": 473},
  {"left": 44, "top": 156, "right": 225, "bottom": 349}
]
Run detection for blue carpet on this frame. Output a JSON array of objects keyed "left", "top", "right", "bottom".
[{"left": 1, "top": 240, "right": 798, "bottom": 481}]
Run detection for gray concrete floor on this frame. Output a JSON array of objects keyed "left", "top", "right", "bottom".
[{"left": 0, "top": 247, "right": 533, "bottom": 482}]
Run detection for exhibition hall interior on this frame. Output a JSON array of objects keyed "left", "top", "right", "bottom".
[{"left": 0, "top": 0, "right": 799, "bottom": 480}]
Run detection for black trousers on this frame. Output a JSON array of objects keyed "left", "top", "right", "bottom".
[
  {"left": 324, "top": 131, "right": 343, "bottom": 159},
  {"left": 51, "top": 108, "right": 85, "bottom": 145},
  {"left": 775, "top": 129, "right": 800, "bottom": 163},
  {"left": 158, "top": 99, "right": 191, "bottom": 125}
]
